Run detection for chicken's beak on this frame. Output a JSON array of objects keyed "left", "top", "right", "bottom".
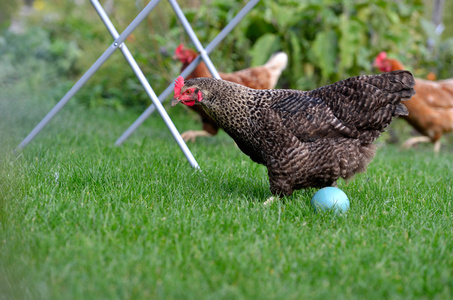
[{"left": 171, "top": 99, "right": 180, "bottom": 107}]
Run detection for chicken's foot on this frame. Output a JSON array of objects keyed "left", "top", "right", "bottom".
[{"left": 263, "top": 196, "right": 278, "bottom": 206}]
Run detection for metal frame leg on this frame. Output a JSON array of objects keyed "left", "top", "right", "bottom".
[
  {"left": 90, "top": 0, "right": 199, "bottom": 168},
  {"left": 16, "top": 0, "right": 200, "bottom": 169}
]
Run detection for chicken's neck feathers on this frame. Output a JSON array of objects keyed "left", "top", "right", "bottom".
[{"left": 200, "top": 86, "right": 256, "bottom": 134}]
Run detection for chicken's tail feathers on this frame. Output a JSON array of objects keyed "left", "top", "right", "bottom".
[
  {"left": 381, "top": 70, "right": 415, "bottom": 117},
  {"left": 369, "top": 70, "right": 415, "bottom": 118},
  {"left": 394, "top": 103, "right": 409, "bottom": 117},
  {"left": 264, "top": 52, "right": 288, "bottom": 72},
  {"left": 263, "top": 52, "right": 288, "bottom": 88},
  {"left": 379, "top": 70, "right": 416, "bottom": 98}
]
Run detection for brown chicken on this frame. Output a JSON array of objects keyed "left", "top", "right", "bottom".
[
  {"left": 172, "top": 71, "right": 415, "bottom": 203},
  {"left": 374, "top": 52, "right": 453, "bottom": 153},
  {"left": 174, "top": 44, "right": 288, "bottom": 142}
]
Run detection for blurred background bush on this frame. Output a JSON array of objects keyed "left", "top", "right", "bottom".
[{"left": 1, "top": 0, "right": 453, "bottom": 110}]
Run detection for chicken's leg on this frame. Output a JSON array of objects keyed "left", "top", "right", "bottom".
[
  {"left": 181, "top": 130, "right": 213, "bottom": 142},
  {"left": 433, "top": 140, "right": 441, "bottom": 154},
  {"left": 401, "top": 136, "right": 431, "bottom": 150}
]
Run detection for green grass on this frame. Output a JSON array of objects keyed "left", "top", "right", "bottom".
[{"left": 1, "top": 75, "right": 453, "bottom": 300}]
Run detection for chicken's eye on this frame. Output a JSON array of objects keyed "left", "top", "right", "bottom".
[{"left": 185, "top": 90, "right": 191, "bottom": 94}]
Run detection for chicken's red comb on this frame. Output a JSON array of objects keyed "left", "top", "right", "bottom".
[
  {"left": 175, "top": 44, "right": 185, "bottom": 55},
  {"left": 376, "top": 51, "right": 387, "bottom": 62},
  {"left": 174, "top": 76, "right": 185, "bottom": 97}
]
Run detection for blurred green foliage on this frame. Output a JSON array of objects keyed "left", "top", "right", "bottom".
[
  {"left": 0, "top": 27, "right": 79, "bottom": 90},
  {"left": 0, "top": 0, "right": 21, "bottom": 30},
  {"left": 245, "top": 0, "right": 452, "bottom": 88},
  {"left": 2, "top": 0, "right": 453, "bottom": 109}
]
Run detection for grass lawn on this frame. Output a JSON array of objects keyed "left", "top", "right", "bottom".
[{"left": 1, "top": 73, "right": 453, "bottom": 300}]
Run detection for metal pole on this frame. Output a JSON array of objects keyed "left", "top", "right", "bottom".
[
  {"left": 114, "top": 0, "right": 260, "bottom": 146},
  {"left": 16, "top": 0, "right": 162, "bottom": 150},
  {"left": 168, "top": 0, "right": 221, "bottom": 79},
  {"left": 432, "top": 0, "right": 445, "bottom": 26},
  {"left": 90, "top": 0, "right": 199, "bottom": 169},
  {"left": 428, "top": 0, "right": 445, "bottom": 51}
]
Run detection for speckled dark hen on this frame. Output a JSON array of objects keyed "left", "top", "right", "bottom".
[{"left": 173, "top": 70, "right": 415, "bottom": 197}]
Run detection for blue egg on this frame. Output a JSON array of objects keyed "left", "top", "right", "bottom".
[{"left": 311, "top": 187, "right": 350, "bottom": 214}]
